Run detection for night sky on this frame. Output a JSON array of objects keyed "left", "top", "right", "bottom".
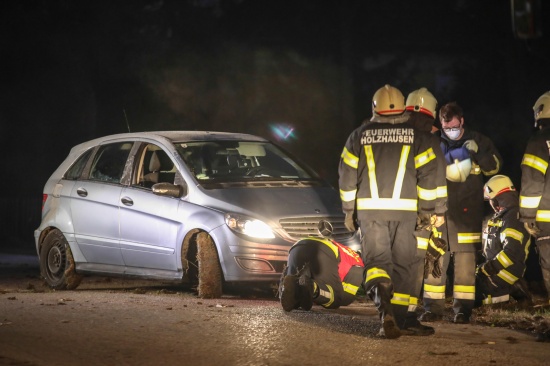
[{"left": 1, "top": 0, "right": 549, "bottom": 251}]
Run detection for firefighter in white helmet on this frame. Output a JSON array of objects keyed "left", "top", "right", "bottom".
[
  {"left": 476, "top": 175, "right": 532, "bottom": 307},
  {"left": 405, "top": 88, "right": 448, "bottom": 327},
  {"left": 339, "top": 84, "right": 438, "bottom": 338},
  {"left": 419, "top": 102, "right": 503, "bottom": 324},
  {"left": 519, "top": 91, "right": 550, "bottom": 305}
]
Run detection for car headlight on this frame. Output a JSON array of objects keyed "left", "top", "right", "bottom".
[{"left": 224, "top": 213, "right": 275, "bottom": 239}]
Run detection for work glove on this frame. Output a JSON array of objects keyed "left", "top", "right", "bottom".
[
  {"left": 463, "top": 139, "right": 478, "bottom": 153},
  {"left": 434, "top": 215, "right": 445, "bottom": 228},
  {"left": 344, "top": 212, "right": 356, "bottom": 232},
  {"left": 524, "top": 221, "right": 541, "bottom": 237},
  {"left": 423, "top": 234, "right": 447, "bottom": 279},
  {"left": 432, "top": 259, "right": 443, "bottom": 278},
  {"left": 417, "top": 213, "right": 434, "bottom": 230},
  {"left": 427, "top": 235, "right": 447, "bottom": 259},
  {"left": 424, "top": 252, "right": 442, "bottom": 279},
  {"left": 478, "top": 260, "right": 499, "bottom": 277}
]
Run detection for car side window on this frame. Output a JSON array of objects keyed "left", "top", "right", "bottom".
[
  {"left": 64, "top": 149, "right": 93, "bottom": 180},
  {"left": 89, "top": 142, "right": 133, "bottom": 184},
  {"left": 135, "top": 144, "right": 176, "bottom": 189}
]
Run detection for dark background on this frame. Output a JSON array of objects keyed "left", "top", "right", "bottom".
[{"left": 1, "top": 0, "right": 549, "bottom": 254}]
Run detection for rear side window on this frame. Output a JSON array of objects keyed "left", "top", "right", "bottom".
[
  {"left": 89, "top": 142, "right": 133, "bottom": 184},
  {"left": 64, "top": 149, "right": 93, "bottom": 180}
]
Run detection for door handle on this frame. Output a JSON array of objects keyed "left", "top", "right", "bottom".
[
  {"left": 76, "top": 187, "right": 88, "bottom": 197},
  {"left": 121, "top": 196, "right": 134, "bottom": 206}
]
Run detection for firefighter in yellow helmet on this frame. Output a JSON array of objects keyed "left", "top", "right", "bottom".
[
  {"left": 519, "top": 91, "right": 550, "bottom": 304},
  {"left": 405, "top": 88, "right": 448, "bottom": 328},
  {"left": 419, "top": 102, "right": 503, "bottom": 324},
  {"left": 339, "top": 84, "right": 438, "bottom": 338},
  {"left": 476, "top": 175, "right": 532, "bottom": 307},
  {"left": 278, "top": 237, "right": 364, "bottom": 312}
]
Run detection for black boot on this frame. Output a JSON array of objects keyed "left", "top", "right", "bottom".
[
  {"left": 297, "top": 264, "right": 314, "bottom": 311},
  {"left": 541, "top": 267, "right": 550, "bottom": 303},
  {"left": 510, "top": 278, "right": 533, "bottom": 306},
  {"left": 279, "top": 275, "right": 300, "bottom": 312},
  {"left": 368, "top": 282, "right": 401, "bottom": 339},
  {"left": 401, "top": 311, "right": 435, "bottom": 336}
]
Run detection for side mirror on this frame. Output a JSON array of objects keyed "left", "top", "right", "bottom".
[{"left": 152, "top": 182, "right": 186, "bottom": 198}]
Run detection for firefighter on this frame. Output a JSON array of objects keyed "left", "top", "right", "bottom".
[
  {"left": 339, "top": 84, "right": 438, "bottom": 339},
  {"left": 519, "top": 91, "right": 550, "bottom": 303},
  {"left": 405, "top": 88, "right": 448, "bottom": 324},
  {"left": 420, "top": 102, "right": 503, "bottom": 324},
  {"left": 278, "top": 237, "right": 364, "bottom": 312},
  {"left": 476, "top": 175, "right": 532, "bottom": 306}
]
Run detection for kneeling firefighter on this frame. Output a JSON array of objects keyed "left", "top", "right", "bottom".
[
  {"left": 476, "top": 175, "right": 532, "bottom": 306},
  {"left": 279, "top": 237, "right": 364, "bottom": 312}
]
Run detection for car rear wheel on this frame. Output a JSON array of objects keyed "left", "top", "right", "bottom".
[
  {"left": 195, "top": 232, "right": 223, "bottom": 298},
  {"left": 40, "top": 230, "right": 83, "bottom": 290}
]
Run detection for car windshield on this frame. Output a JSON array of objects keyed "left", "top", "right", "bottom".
[{"left": 174, "top": 140, "right": 317, "bottom": 182}]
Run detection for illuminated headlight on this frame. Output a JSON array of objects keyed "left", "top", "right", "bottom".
[{"left": 224, "top": 213, "right": 275, "bottom": 239}]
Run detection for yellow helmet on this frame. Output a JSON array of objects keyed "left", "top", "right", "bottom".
[
  {"left": 446, "top": 158, "right": 471, "bottom": 182},
  {"left": 405, "top": 87, "right": 437, "bottom": 119},
  {"left": 372, "top": 84, "right": 405, "bottom": 116},
  {"left": 483, "top": 175, "right": 516, "bottom": 200},
  {"left": 534, "top": 91, "right": 550, "bottom": 123}
]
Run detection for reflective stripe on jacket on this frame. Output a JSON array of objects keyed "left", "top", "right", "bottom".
[
  {"left": 520, "top": 127, "right": 550, "bottom": 233},
  {"left": 484, "top": 206, "right": 531, "bottom": 284},
  {"left": 339, "top": 119, "right": 438, "bottom": 221}
]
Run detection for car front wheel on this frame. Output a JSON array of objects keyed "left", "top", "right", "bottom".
[
  {"left": 195, "top": 232, "right": 223, "bottom": 298},
  {"left": 40, "top": 229, "right": 82, "bottom": 290}
]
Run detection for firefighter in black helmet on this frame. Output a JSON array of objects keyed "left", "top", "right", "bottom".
[{"left": 339, "top": 84, "right": 438, "bottom": 338}]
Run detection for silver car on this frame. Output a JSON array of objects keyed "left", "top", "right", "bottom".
[{"left": 35, "top": 131, "right": 360, "bottom": 297}]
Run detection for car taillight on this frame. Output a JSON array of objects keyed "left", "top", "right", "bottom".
[{"left": 42, "top": 194, "right": 48, "bottom": 211}]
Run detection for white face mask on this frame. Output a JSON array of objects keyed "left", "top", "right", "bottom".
[{"left": 444, "top": 128, "right": 461, "bottom": 140}]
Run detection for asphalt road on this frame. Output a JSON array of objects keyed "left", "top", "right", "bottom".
[{"left": 0, "top": 253, "right": 548, "bottom": 366}]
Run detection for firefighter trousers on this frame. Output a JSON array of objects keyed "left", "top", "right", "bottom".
[
  {"left": 423, "top": 251, "right": 476, "bottom": 317},
  {"left": 360, "top": 219, "right": 420, "bottom": 326},
  {"left": 536, "top": 238, "right": 550, "bottom": 301}
]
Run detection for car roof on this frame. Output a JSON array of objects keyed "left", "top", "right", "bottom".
[{"left": 70, "top": 131, "right": 268, "bottom": 153}]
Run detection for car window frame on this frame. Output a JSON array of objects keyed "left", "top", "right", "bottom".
[
  {"left": 129, "top": 142, "right": 185, "bottom": 192},
  {"left": 63, "top": 148, "right": 94, "bottom": 180},
  {"left": 85, "top": 141, "right": 135, "bottom": 186}
]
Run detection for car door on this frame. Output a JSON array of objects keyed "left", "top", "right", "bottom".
[
  {"left": 70, "top": 142, "right": 133, "bottom": 266},
  {"left": 119, "top": 144, "right": 182, "bottom": 271}
]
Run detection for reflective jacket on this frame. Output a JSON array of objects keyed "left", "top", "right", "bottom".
[
  {"left": 440, "top": 128, "right": 502, "bottom": 252},
  {"left": 292, "top": 238, "right": 364, "bottom": 297},
  {"left": 339, "top": 116, "right": 438, "bottom": 222},
  {"left": 483, "top": 205, "right": 531, "bottom": 285},
  {"left": 519, "top": 126, "right": 550, "bottom": 233}
]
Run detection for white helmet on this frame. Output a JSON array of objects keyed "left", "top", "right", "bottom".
[
  {"left": 372, "top": 84, "right": 405, "bottom": 116},
  {"left": 405, "top": 87, "right": 437, "bottom": 119},
  {"left": 446, "top": 158, "right": 472, "bottom": 182},
  {"left": 534, "top": 91, "right": 550, "bottom": 127},
  {"left": 483, "top": 175, "right": 516, "bottom": 200}
]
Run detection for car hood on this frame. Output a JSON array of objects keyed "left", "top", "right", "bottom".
[{"left": 194, "top": 183, "right": 344, "bottom": 222}]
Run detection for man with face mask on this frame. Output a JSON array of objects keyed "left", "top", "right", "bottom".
[
  {"left": 419, "top": 102, "right": 503, "bottom": 324},
  {"left": 476, "top": 175, "right": 532, "bottom": 307}
]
